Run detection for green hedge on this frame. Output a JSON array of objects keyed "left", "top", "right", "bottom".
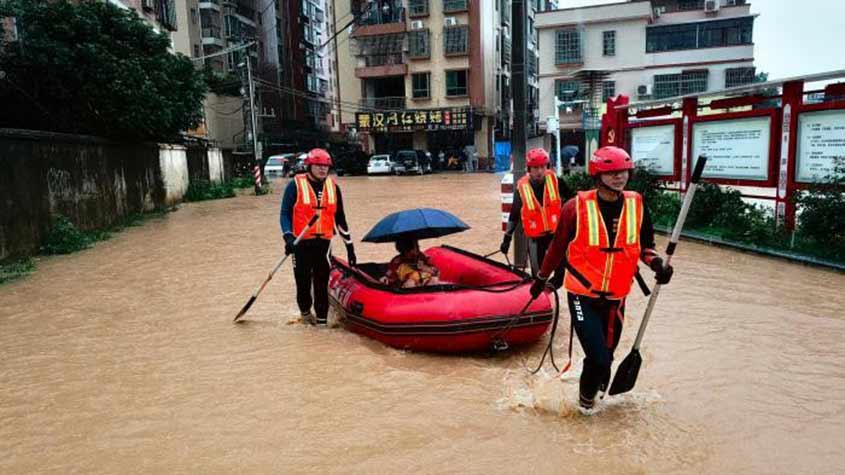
[{"left": 183, "top": 180, "right": 237, "bottom": 202}]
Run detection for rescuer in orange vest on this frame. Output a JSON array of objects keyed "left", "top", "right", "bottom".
[
  {"left": 280, "top": 148, "right": 356, "bottom": 326},
  {"left": 500, "top": 147, "right": 573, "bottom": 277},
  {"left": 529, "top": 146, "right": 674, "bottom": 412}
]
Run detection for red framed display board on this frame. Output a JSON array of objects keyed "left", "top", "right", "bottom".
[
  {"left": 687, "top": 107, "right": 781, "bottom": 188},
  {"left": 625, "top": 118, "right": 683, "bottom": 181},
  {"left": 602, "top": 79, "right": 845, "bottom": 230}
]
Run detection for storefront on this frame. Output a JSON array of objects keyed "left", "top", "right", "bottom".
[{"left": 354, "top": 107, "right": 475, "bottom": 156}]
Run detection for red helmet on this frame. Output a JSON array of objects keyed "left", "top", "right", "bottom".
[
  {"left": 589, "top": 146, "right": 633, "bottom": 176},
  {"left": 525, "top": 148, "right": 550, "bottom": 168},
  {"left": 305, "top": 148, "right": 332, "bottom": 167}
]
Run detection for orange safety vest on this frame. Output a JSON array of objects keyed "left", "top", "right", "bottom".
[
  {"left": 517, "top": 171, "right": 562, "bottom": 239},
  {"left": 564, "top": 190, "right": 643, "bottom": 300},
  {"left": 293, "top": 174, "right": 338, "bottom": 240}
]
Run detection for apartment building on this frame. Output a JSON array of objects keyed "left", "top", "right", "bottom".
[
  {"left": 537, "top": 0, "right": 756, "bottom": 160},
  {"left": 106, "top": 0, "right": 179, "bottom": 39},
  {"left": 334, "top": 0, "right": 541, "bottom": 162}
]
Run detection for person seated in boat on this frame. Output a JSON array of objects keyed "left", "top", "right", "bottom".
[{"left": 381, "top": 239, "right": 440, "bottom": 288}]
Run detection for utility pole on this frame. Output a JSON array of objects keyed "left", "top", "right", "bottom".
[
  {"left": 244, "top": 50, "right": 262, "bottom": 195},
  {"left": 549, "top": 95, "right": 562, "bottom": 176},
  {"left": 511, "top": 0, "right": 528, "bottom": 268}
]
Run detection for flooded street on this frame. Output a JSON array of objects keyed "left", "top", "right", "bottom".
[{"left": 2, "top": 173, "right": 843, "bottom": 474}]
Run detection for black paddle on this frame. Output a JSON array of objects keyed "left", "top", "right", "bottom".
[
  {"left": 233, "top": 214, "right": 320, "bottom": 323},
  {"left": 608, "top": 155, "right": 708, "bottom": 396}
]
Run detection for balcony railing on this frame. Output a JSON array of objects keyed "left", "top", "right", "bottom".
[
  {"left": 363, "top": 52, "right": 404, "bottom": 67},
  {"left": 360, "top": 96, "right": 407, "bottom": 109},
  {"left": 356, "top": 5, "right": 405, "bottom": 25},
  {"left": 443, "top": 0, "right": 468, "bottom": 13},
  {"left": 202, "top": 26, "right": 222, "bottom": 39}
]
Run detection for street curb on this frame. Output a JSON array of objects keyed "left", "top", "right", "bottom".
[{"left": 653, "top": 225, "right": 845, "bottom": 272}]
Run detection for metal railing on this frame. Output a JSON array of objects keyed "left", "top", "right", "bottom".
[
  {"left": 359, "top": 96, "right": 406, "bottom": 109},
  {"left": 443, "top": 0, "right": 468, "bottom": 12},
  {"left": 363, "top": 52, "right": 405, "bottom": 67},
  {"left": 202, "top": 26, "right": 222, "bottom": 39},
  {"left": 357, "top": 6, "right": 405, "bottom": 25}
]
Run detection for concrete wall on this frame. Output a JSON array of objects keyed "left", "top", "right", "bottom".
[
  {"left": 208, "top": 148, "right": 225, "bottom": 183},
  {"left": 0, "top": 129, "right": 227, "bottom": 261},
  {"left": 159, "top": 144, "right": 190, "bottom": 205}
]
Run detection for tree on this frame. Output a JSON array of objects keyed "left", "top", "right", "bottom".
[{"left": 0, "top": 0, "right": 207, "bottom": 142}]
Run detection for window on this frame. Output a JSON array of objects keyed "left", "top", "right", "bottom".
[
  {"left": 602, "top": 80, "right": 616, "bottom": 101},
  {"left": 443, "top": 0, "right": 468, "bottom": 12},
  {"left": 190, "top": 8, "right": 197, "bottom": 24},
  {"left": 603, "top": 30, "right": 616, "bottom": 56},
  {"left": 528, "top": 17, "right": 535, "bottom": 47},
  {"left": 444, "top": 25, "right": 469, "bottom": 56},
  {"left": 678, "top": 0, "right": 704, "bottom": 10},
  {"left": 408, "top": 0, "right": 429, "bottom": 17},
  {"left": 501, "top": 0, "right": 510, "bottom": 23},
  {"left": 555, "top": 28, "right": 581, "bottom": 64},
  {"left": 408, "top": 30, "right": 431, "bottom": 59},
  {"left": 307, "top": 74, "right": 318, "bottom": 93},
  {"left": 653, "top": 70, "right": 709, "bottom": 99},
  {"left": 725, "top": 67, "right": 756, "bottom": 88},
  {"left": 646, "top": 17, "right": 754, "bottom": 53},
  {"left": 698, "top": 18, "right": 754, "bottom": 48},
  {"left": 555, "top": 79, "right": 580, "bottom": 102},
  {"left": 193, "top": 44, "right": 200, "bottom": 57},
  {"left": 445, "top": 70, "right": 468, "bottom": 96},
  {"left": 412, "top": 72, "right": 430, "bottom": 98}
]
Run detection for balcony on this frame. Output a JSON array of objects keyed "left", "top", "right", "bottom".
[
  {"left": 202, "top": 25, "right": 225, "bottom": 46},
  {"left": 443, "top": 0, "right": 468, "bottom": 13},
  {"left": 352, "top": 0, "right": 406, "bottom": 36},
  {"left": 199, "top": 0, "right": 221, "bottom": 11},
  {"left": 360, "top": 96, "right": 407, "bottom": 110},
  {"left": 225, "top": 0, "right": 257, "bottom": 25},
  {"left": 355, "top": 53, "right": 407, "bottom": 78}
]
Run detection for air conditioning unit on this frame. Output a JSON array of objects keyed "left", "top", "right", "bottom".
[
  {"left": 410, "top": 20, "right": 424, "bottom": 30},
  {"left": 637, "top": 84, "right": 652, "bottom": 97},
  {"left": 142, "top": 0, "right": 155, "bottom": 11},
  {"left": 444, "top": 17, "right": 458, "bottom": 27},
  {"left": 653, "top": 6, "right": 665, "bottom": 18},
  {"left": 704, "top": 0, "right": 720, "bottom": 13}
]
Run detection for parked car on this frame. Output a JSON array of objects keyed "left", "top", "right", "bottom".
[
  {"left": 415, "top": 150, "right": 433, "bottom": 174},
  {"left": 393, "top": 150, "right": 424, "bottom": 175},
  {"left": 334, "top": 149, "right": 369, "bottom": 176},
  {"left": 367, "top": 154, "right": 394, "bottom": 175},
  {"left": 264, "top": 153, "right": 295, "bottom": 178},
  {"left": 291, "top": 153, "right": 308, "bottom": 175}
]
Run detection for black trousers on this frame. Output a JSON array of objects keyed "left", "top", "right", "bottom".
[
  {"left": 567, "top": 293, "right": 625, "bottom": 401},
  {"left": 527, "top": 234, "right": 554, "bottom": 277},
  {"left": 292, "top": 239, "right": 331, "bottom": 321}
]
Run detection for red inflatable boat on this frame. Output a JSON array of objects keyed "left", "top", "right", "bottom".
[{"left": 328, "top": 245, "right": 553, "bottom": 353}]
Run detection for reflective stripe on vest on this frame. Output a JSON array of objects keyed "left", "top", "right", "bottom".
[
  {"left": 517, "top": 171, "right": 562, "bottom": 239},
  {"left": 564, "top": 190, "right": 643, "bottom": 299},
  {"left": 293, "top": 175, "right": 337, "bottom": 240}
]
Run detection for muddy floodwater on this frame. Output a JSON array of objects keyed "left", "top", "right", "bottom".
[{"left": 2, "top": 173, "right": 844, "bottom": 473}]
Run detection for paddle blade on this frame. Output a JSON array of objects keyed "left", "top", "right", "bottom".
[
  {"left": 233, "top": 296, "right": 256, "bottom": 323},
  {"left": 608, "top": 348, "right": 642, "bottom": 395}
]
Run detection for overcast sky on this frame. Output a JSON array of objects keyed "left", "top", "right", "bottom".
[{"left": 558, "top": 0, "right": 844, "bottom": 83}]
